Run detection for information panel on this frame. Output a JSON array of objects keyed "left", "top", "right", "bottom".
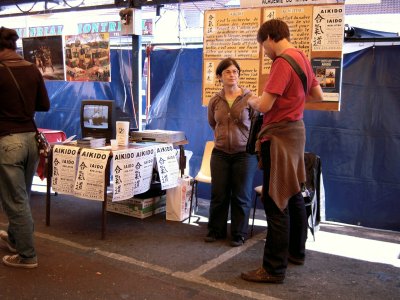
[{"left": 202, "top": 2, "right": 345, "bottom": 111}]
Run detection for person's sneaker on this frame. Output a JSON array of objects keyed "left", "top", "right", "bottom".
[
  {"left": 241, "top": 266, "right": 285, "bottom": 284},
  {"left": 230, "top": 236, "right": 245, "bottom": 247},
  {"left": 0, "top": 230, "right": 17, "bottom": 253},
  {"left": 288, "top": 254, "right": 305, "bottom": 265},
  {"left": 3, "top": 254, "right": 38, "bottom": 269}
]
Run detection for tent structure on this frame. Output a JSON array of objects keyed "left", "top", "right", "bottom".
[{"left": 38, "top": 36, "right": 400, "bottom": 231}]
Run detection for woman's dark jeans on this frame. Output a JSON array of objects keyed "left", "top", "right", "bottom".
[{"left": 208, "top": 148, "right": 258, "bottom": 239}]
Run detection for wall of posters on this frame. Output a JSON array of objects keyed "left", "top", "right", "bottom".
[{"left": 202, "top": 2, "right": 345, "bottom": 111}]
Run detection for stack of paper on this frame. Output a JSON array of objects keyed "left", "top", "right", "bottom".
[{"left": 77, "top": 137, "right": 106, "bottom": 148}]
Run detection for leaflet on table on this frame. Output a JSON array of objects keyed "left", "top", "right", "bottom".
[
  {"left": 73, "top": 148, "right": 110, "bottom": 201},
  {"left": 155, "top": 143, "right": 179, "bottom": 190},
  {"left": 51, "top": 145, "right": 80, "bottom": 195},
  {"left": 111, "top": 146, "right": 155, "bottom": 202}
]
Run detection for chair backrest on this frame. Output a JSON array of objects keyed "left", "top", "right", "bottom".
[
  {"left": 304, "top": 152, "right": 321, "bottom": 201},
  {"left": 196, "top": 141, "right": 214, "bottom": 180}
]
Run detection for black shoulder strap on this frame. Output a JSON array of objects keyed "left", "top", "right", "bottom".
[{"left": 277, "top": 54, "right": 308, "bottom": 94}]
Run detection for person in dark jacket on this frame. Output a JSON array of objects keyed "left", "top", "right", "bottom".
[
  {"left": 205, "top": 58, "right": 258, "bottom": 247},
  {"left": 0, "top": 27, "right": 50, "bottom": 268}
]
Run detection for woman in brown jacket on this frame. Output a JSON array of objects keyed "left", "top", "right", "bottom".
[{"left": 205, "top": 58, "right": 258, "bottom": 247}]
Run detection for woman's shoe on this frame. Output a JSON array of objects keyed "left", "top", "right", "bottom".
[{"left": 230, "top": 236, "right": 245, "bottom": 247}]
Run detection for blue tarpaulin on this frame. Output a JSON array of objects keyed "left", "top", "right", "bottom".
[{"left": 39, "top": 45, "right": 400, "bottom": 231}]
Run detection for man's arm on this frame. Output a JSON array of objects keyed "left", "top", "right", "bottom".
[
  {"left": 248, "top": 91, "right": 278, "bottom": 113},
  {"left": 306, "top": 84, "right": 324, "bottom": 102}
]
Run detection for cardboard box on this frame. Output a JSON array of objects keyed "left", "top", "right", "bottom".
[
  {"left": 166, "top": 175, "right": 193, "bottom": 221},
  {"left": 106, "top": 195, "right": 166, "bottom": 219}
]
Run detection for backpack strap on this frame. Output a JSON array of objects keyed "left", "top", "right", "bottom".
[{"left": 276, "top": 54, "right": 308, "bottom": 94}]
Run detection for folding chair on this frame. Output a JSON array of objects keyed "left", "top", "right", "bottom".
[
  {"left": 188, "top": 141, "right": 214, "bottom": 223},
  {"left": 250, "top": 152, "right": 321, "bottom": 240}
]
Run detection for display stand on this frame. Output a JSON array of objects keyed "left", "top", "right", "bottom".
[
  {"left": 45, "top": 147, "right": 111, "bottom": 239},
  {"left": 44, "top": 139, "right": 188, "bottom": 240}
]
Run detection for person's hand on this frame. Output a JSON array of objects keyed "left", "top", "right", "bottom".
[{"left": 248, "top": 95, "right": 260, "bottom": 110}]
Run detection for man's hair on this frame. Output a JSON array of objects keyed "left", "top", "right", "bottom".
[
  {"left": 257, "top": 19, "right": 290, "bottom": 43},
  {"left": 216, "top": 57, "right": 241, "bottom": 76},
  {"left": 0, "top": 27, "right": 19, "bottom": 51}
]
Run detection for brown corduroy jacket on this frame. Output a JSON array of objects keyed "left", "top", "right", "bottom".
[{"left": 256, "top": 120, "right": 306, "bottom": 211}]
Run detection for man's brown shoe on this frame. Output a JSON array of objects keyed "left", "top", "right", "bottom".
[
  {"left": 288, "top": 254, "right": 305, "bottom": 265},
  {"left": 241, "top": 267, "right": 285, "bottom": 284}
]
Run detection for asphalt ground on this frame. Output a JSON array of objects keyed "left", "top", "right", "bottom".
[{"left": 0, "top": 186, "right": 399, "bottom": 300}]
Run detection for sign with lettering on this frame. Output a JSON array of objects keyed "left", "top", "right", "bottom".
[
  {"left": 111, "top": 146, "right": 155, "bottom": 201},
  {"left": 203, "top": 59, "right": 260, "bottom": 104},
  {"left": 155, "top": 144, "right": 180, "bottom": 190},
  {"left": 29, "top": 25, "right": 64, "bottom": 37},
  {"left": 52, "top": 145, "right": 80, "bottom": 195},
  {"left": 77, "top": 22, "right": 122, "bottom": 37},
  {"left": 73, "top": 149, "right": 110, "bottom": 201},
  {"left": 202, "top": 3, "right": 345, "bottom": 111},
  {"left": 240, "top": 0, "right": 343, "bottom": 8}
]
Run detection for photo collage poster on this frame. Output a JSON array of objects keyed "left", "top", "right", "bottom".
[{"left": 64, "top": 33, "right": 111, "bottom": 82}]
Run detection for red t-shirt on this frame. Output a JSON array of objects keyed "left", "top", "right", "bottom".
[{"left": 263, "top": 48, "right": 319, "bottom": 125}]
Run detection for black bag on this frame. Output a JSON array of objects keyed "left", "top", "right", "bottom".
[{"left": 246, "top": 112, "right": 263, "bottom": 154}]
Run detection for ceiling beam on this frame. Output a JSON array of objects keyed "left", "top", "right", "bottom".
[
  {"left": 115, "top": 0, "right": 208, "bottom": 8},
  {"left": 0, "top": 0, "right": 61, "bottom": 5}
]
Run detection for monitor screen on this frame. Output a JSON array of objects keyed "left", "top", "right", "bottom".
[
  {"left": 80, "top": 100, "right": 115, "bottom": 142},
  {"left": 82, "top": 104, "right": 109, "bottom": 129}
]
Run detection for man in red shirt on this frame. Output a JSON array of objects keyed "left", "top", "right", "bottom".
[{"left": 241, "top": 19, "right": 323, "bottom": 284}]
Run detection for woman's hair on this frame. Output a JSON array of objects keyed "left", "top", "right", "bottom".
[
  {"left": 0, "top": 27, "right": 19, "bottom": 51},
  {"left": 216, "top": 58, "right": 240, "bottom": 76},
  {"left": 257, "top": 19, "right": 290, "bottom": 44}
]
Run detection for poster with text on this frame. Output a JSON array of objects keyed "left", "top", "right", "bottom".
[
  {"left": 22, "top": 35, "right": 65, "bottom": 81},
  {"left": 73, "top": 149, "right": 110, "bottom": 201},
  {"left": 51, "top": 145, "right": 80, "bottom": 195},
  {"left": 111, "top": 146, "right": 155, "bottom": 202},
  {"left": 203, "top": 59, "right": 260, "bottom": 105},
  {"left": 155, "top": 144, "right": 180, "bottom": 190},
  {"left": 240, "top": 0, "right": 343, "bottom": 9},
  {"left": 261, "top": 6, "right": 313, "bottom": 75},
  {"left": 202, "top": 3, "right": 345, "bottom": 111},
  {"left": 312, "top": 57, "right": 342, "bottom": 102},
  {"left": 64, "top": 33, "right": 110, "bottom": 82}
]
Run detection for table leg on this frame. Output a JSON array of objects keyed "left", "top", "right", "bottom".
[
  {"left": 46, "top": 155, "right": 52, "bottom": 226},
  {"left": 179, "top": 145, "right": 186, "bottom": 177}
]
